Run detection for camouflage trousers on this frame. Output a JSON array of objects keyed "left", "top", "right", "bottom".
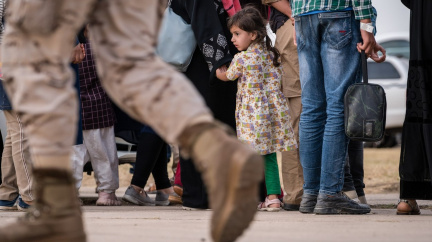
[{"left": 1, "top": 0, "right": 212, "bottom": 167}]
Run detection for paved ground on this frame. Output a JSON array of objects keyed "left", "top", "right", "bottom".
[{"left": 1, "top": 187, "right": 431, "bottom": 242}]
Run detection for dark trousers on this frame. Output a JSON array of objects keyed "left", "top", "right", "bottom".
[
  {"left": 131, "top": 131, "right": 171, "bottom": 190},
  {"left": 343, "top": 140, "right": 365, "bottom": 197},
  {"left": 180, "top": 157, "right": 209, "bottom": 209}
]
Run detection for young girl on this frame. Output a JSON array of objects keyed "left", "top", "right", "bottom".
[{"left": 216, "top": 7, "right": 297, "bottom": 212}]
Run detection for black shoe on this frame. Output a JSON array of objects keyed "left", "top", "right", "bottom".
[
  {"left": 299, "top": 193, "right": 318, "bottom": 213},
  {"left": 313, "top": 192, "right": 371, "bottom": 214},
  {"left": 283, "top": 203, "right": 300, "bottom": 211}
]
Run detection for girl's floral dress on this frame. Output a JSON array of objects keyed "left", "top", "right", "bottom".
[{"left": 226, "top": 43, "right": 297, "bottom": 155}]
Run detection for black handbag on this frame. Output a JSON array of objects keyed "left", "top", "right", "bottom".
[{"left": 344, "top": 50, "right": 387, "bottom": 142}]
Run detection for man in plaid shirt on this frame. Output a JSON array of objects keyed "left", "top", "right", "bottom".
[
  {"left": 291, "top": 0, "right": 375, "bottom": 215},
  {"left": 291, "top": 0, "right": 374, "bottom": 20}
]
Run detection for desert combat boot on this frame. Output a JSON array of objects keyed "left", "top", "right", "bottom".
[
  {"left": 179, "top": 122, "right": 264, "bottom": 242},
  {"left": 0, "top": 168, "right": 86, "bottom": 242}
]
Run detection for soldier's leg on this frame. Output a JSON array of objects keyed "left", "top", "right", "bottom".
[
  {"left": 0, "top": 1, "right": 97, "bottom": 242},
  {"left": 88, "top": 1, "right": 263, "bottom": 241}
]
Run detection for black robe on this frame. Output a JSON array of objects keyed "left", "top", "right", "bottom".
[
  {"left": 171, "top": 0, "right": 238, "bottom": 208},
  {"left": 399, "top": 0, "right": 432, "bottom": 200},
  {"left": 171, "top": 0, "right": 238, "bottom": 128}
]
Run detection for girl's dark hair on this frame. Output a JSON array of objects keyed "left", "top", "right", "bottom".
[{"left": 227, "top": 6, "right": 280, "bottom": 67}]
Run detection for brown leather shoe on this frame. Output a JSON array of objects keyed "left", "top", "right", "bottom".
[
  {"left": 0, "top": 169, "right": 86, "bottom": 242},
  {"left": 173, "top": 185, "right": 183, "bottom": 197},
  {"left": 180, "top": 122, "right": 263, "bottom": 242},
  {"left": 397, "top": 199, "right": 420, "bottom": 215},
  {"left": 168, "top": 192, "right": 183, "bottom": 205}
]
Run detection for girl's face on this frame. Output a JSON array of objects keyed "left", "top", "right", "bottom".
[{"left": 230, "top": 25, "right": 256, "bottom": 51}]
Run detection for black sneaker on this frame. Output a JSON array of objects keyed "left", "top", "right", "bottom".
[
  {"left": 313, "top": 192, "right": 371, "bottom": 214},
  {"left": 299, "top": 193, "right": 318, "bottom": 213},
  {"left": 283, "top": 203, "right": 300, "bottom": 211}
]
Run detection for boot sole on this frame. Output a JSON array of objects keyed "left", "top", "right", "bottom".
[
  {"left": 23, "top": 233, "right": 86, "bottom": 242},
  {"left": 212, "top": 152, "right": 263, "bottom": 242},
  {"left": 314, "top": 207, "right": 371, "bottom": 214},
  {"left": 299, "top": 206, "right": 315, "bottom": 214},
  {"left": 0, "top": 206, "right": 18, "bottom": 211}
]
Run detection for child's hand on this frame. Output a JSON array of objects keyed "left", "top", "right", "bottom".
[
  {"left": 218, "top": 65, "right": 227, "bottom": 73},
  {"left": 70, "top": 43, "right": 86, "bottom": 64},
  {"left": 216, "top": 66, "right": 229, "bottom": 81}
]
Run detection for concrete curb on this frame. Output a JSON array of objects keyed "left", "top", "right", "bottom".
[{"left": 79, "top": 187, "right": 432, "bottom": 208}]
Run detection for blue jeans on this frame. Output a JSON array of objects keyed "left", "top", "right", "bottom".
[{"left": 294, "top": 11, "right": 362, "bottom": 195}]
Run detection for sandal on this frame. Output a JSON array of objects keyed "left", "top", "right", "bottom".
[
  {"left": 257, "top": 197, "right": 282, "bottom": 212},
  {"left": 396, "top": 200, "right": 420, "bottom": 215}
]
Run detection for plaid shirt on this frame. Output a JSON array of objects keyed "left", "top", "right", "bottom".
[
  {"left": 78, "top": 42, "right": 116, "bottom": 130},
  {"left": 291, "top": 0, "right": 373, "bottom": 20}
]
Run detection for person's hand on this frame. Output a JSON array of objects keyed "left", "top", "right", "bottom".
[
  {"left": 356, "top": 20, "right": 376, "bottom": 57},
  {"left": 293, "top": 23, "right": 297, "bottom": 46},
  {"left": 216, "top": 67, "right": 225, "bottom": 78},
  {"left": 370, "top": 43, "right": 386, "bottom": 63},
  {"left": 289, "top": 16, "right": 295, "bottom": 26},
  {"left": 70, "top": 43, "right": 85, "bottom": 64},
  {"left": 218, "top": 65, "right": 227, "bottom": 73},
  {"left": 216, "top": 66, "right": 229, "bottom": 81},
  {"left": 357, "top": 30, "right": 376, "bottom": 56}
]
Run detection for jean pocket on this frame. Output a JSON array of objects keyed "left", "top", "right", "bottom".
[
  {"left": 294, "top": 17, "right": 306, "bottom": 51},
  {"left": 319, "top": 11, "right": 353, "bottom": 50}
]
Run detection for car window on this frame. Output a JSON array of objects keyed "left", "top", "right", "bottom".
[
  {"left": 368, "top": 62, "right": 401, "bottom": 79},
  {"left": 380, "top": 40, "right": 410, "bottom": 59}
]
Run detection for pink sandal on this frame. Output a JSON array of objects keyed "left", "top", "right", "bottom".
[{"left": 257, "top": 197, "right": 282, "bottom": 212}]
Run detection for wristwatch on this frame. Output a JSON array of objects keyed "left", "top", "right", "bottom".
[{"left": 360, "top": 22, "right": 374, "bottom": 33}]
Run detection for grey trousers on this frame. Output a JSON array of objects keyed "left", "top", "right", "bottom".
[
  {"left": 0, "top": 110, "right": 33, "bottom": 202},
  {"left": 71, "top": 126, "right": 119, "bottom": 193},
  {"left": 1, "top": 0, "right": 212, "bottom": 168}
]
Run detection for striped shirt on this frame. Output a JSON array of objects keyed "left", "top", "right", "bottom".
[{"left": 291, "top": 0, "right": 373, "bottom": 20}]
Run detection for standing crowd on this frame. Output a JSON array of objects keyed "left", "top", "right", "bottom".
[{"left": 0, "top": 0, "right": 431, "bottom": 242}]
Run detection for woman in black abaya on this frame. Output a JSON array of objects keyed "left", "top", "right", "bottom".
[{"left": 397, "top": 0, "right": 432, "bottom": 215}]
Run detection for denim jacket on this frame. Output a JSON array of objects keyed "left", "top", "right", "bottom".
[{"left": 0, "top": 80, "right": 11, "bottom": 110}]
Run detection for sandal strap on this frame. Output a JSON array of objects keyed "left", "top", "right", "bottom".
[
  {"left": 265, "top": 197, "right": 282, "bottom": 207},
  {"left": 398, "top": 199, "right": 419, "bottom": 210}
]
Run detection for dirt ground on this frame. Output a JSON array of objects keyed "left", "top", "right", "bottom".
[
  {"left": 363, "top": 147, "right": 400, "bottom": 194},
  {"left": 82, "top": 147, "right": 401, "bottom": 194}
]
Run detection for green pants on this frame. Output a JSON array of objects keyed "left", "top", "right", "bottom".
[{"left": 263, "top": 153, "right": 281, "bottom": 195}]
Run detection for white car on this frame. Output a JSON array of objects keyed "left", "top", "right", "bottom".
[{"left": 376, "top": 32, "right": 410, "bottom": 59}]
